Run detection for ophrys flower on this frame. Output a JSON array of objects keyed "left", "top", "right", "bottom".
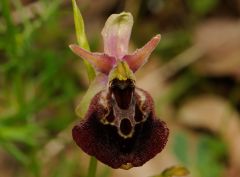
[{"left": 70, "top": 12, "right": 169, "bottom": 170}]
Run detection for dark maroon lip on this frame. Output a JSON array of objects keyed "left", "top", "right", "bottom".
[{"left": 72, "top": 87, "right": 169, "bottom": 169}]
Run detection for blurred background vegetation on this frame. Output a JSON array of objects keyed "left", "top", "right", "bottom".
[{"left": 1, "top": 0, "right": 240, "bottom": 177}]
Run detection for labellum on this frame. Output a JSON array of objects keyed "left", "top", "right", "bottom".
[{"left": 70, "top": 12, "right": 169, "bottom": 169}]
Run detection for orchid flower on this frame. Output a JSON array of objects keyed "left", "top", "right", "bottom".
[{"left": 70, "top": 12, "right": 169, "bottom": 170}]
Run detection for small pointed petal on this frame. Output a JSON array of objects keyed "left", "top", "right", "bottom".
[
  {"left": 101, "top": 12, "right": 133, "bottom": 59},
  {"left": 69, "top": 44, "right": 116, "bottom": 74},
  {"left": 123, "top": 34, "right": 161, "bottom": 72}
]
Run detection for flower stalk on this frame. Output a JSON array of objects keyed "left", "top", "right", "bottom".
[
  {"left": 87, "top": 157, "right": 98, "bottom": 177},
  {"left": 71, "top": 0, "right": 98, "bottom": 175}
]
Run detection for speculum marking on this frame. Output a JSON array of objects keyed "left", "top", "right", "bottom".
[{"left": 120, "top": 118, "right": 133, "bottom": 136}]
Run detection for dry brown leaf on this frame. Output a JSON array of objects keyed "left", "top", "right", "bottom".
[
  {"left": 193, "top": 19, "right": 240, "bottom": 78},
  {"left": 178, "top": 95, "right": 240, "bottom": 176}
]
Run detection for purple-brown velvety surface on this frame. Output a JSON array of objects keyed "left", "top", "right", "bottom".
[{"left": 72, "top": 88, "right": 169, "bottom": 169}]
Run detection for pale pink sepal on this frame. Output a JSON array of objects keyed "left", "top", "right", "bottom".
[
  {"left": 101, "top": 12, "right": 133, "bottom": 59},
  {"left": 69, "top": 44, "right": 116, "bottom": 74},
  {"left": 122, "top": 34, "right": 161, "bottom": 72}
]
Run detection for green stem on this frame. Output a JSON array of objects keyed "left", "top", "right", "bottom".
[{"left": 87, "top": 157, "right": 98, "bottom": 177}]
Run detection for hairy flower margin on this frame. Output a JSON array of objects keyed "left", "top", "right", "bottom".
[{"left": 70, "top": 12, "right": 169, "bottom": 170}]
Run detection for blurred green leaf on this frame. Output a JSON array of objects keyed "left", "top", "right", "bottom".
[
  {"left": 0, "top": 0, "right": 17, "bottom": 55},
  {"left": 172, "top": 133, "right": 189, "bottom": 165},
  {"left": 0, "top": 141, "right": 29, "bottom": 166},
  {"left": 187, "top": 0, "right": 218, "bottom": 16},
  {"left": 196, "top": 135, "right": 226, "bottom": 177},
  {"left": 29, "top": 158, "right": 40, "bottom": 177},
  {"left": 51, "top": 155, "right": 79, "bottom": 177},
  {"left": 71, "top": 0, "right": 96, "bottom": 82},
  {"left": 0, "top": 125, "right": 38, "bottom": 146}
]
